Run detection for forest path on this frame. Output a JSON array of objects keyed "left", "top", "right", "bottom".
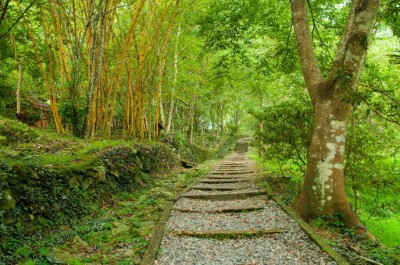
[{"left": 147, "top": 143, "right": 337, "bottom": 264}]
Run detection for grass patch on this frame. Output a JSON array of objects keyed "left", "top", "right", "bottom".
[
  {"left": 364, "top": 216, "right": 400, "bottom": 247},
  {"left": 85, "top": 139, "right": 135, "bottom": 153}
]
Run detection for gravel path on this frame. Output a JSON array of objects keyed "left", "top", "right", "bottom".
[
  {"left": 167, "top": 202, "right": 294, "bottom": 231},
  {"left": 154, "top": 152, "right": 336, "bottom": 265},
  {"left": 184, "top": 188, "right": 264, "bottom": 195},
  {"left": 174, "top": 197, "right": 268, "bottom": 212},
  {"left": 192, "top": 183, "right": 253, "bottom": 190}
]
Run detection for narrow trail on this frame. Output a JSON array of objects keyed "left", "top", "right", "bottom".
[{"left": 150, "top": 143, "right": 337, "bottom": 264}]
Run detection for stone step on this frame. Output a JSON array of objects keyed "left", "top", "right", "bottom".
[
  {"left": 199, "top": 179, "right": 251, "bottom": 184},
  {"left": 204, "top": 175, "right": 248, "bottom": 179},
  {"left": 172, "top": 205, "right": 265, "bottom": 213},
  {"left": 218, "top": 164, "right": 246, "bottom": 166},
  {"left": 182, "top": 191, "right": 268, "bottom": 201},
  {"left": 216, "top": 165, "right": 247, "bottom": 168},
  {"left": 210, "top": 171, "right": 255, "bottom": 175},
  {"left": 169, "top": 228, "right": 285, "bottom": 238},
  {"left": 211, "top": 168, "right": 249, "bottom": 171},
  {"left": 190, "top": 187, "right": 238, "bottom": 191}
]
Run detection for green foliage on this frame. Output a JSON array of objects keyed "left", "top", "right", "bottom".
[
  {"left": 0, "top": 81, "right": 14, "bottom": 115},
  {"left": 0, "top": 0, "right": 398, "bottom": 263},
  {"left": 345, "top": 104, "right": 400, "bottom": 247},
  {"left": 389, "top": 49, "right": 400, "bottom": 64},
  {"left": 199, "top": 0, "right": 273, "bottom": 51},
  {"left": 59, "top": 99, "right": 87, "bottom": 137},
  {"left": 250, "top": 151, "right": 302, "bottom": 204},
  {"left": 252, "top": 99, "right": 314, "bottom": 175},
  {"left": 364, "top": 216, "right": 400, "bottom": 248},
  {"left": 383, "top": 0, "right": 400, "bottom": 37},
  {"left": 356, "top": 54, "right": 400, "bottom": 125}
]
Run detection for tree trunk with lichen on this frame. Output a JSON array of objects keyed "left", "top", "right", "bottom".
[
  {"left": 291, "top": 0, "right": 380, "bottom": 235},
  {"left": 294, "top": 93, "right": 357, "bottom": 222}
]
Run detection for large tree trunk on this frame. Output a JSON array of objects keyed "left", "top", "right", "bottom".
[
  {"left": 291, "top": 0, "right": 380, "bottom": 235},
  {"left": 294, "top": 95, "right": 361, "bottom": 224}
]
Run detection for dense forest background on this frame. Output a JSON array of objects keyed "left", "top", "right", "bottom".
[{"left": 0, "top": 0, "right": 399, "bottom": 263}]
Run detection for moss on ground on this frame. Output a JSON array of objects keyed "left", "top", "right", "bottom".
[
  {"left": 0, "top": 116, "right": 235, "bottom": 264},
  {"left": 3, "top": 161, "right": 215, "bottom": 264}
]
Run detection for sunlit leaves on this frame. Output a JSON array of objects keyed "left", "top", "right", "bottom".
[{"left": 383, "top": 0, "right": 400, "bottom": 37}]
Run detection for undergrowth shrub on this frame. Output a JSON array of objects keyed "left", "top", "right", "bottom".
[{"left": 251, "top": 99, "right": 314, "bottom": 176}]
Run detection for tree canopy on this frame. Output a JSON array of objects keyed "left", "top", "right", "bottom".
[{"left": 0, "top": 0, "right": 399, "bottom": 256}]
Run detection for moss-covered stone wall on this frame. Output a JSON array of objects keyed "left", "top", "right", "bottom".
[
  {"left": 0, "top": 143, "right": 179, "bottom": 228},
  {"left": 0, "top": 116, "right": 236, "bottom": 256}
]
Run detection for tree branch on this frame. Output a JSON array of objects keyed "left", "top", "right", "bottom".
[
  {"left": 0, "top": 0, "right": 11, "bottom": 26},
  {"left": 327, "top": 1, "right": 357, "bottom": 80},
  {"left": 290, "top": 0, "right": 323, "bottom": 101},
  {"left": 362, "top": 99, "right": 400, "bottom": 126},
  {"left": 282, "top": 21, "right": 293, "bottom": 65},
  {"left": 305, "top": 0, "right": 324, "bottom": 46},
  {"left": 0, "top": 0, "right": 37, "bottom": 40},
  {"left": 328, "top": 0, "right": 380, "bottom": 88}
]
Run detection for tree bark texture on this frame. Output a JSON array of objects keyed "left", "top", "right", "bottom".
[{"left": 291, "top": 0, "right": 380, "bottom": 233}]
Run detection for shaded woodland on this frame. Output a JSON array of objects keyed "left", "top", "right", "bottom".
[{"left": 0, "top": 0, "right": 399, "bottom": 263}]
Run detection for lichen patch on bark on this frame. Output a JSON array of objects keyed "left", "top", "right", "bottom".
[{"left": 314, "top": 120, "right": 347, "bottom": 206}]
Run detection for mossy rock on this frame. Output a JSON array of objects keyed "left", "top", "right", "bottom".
[
  {"left": 70, "top": 236, "right": 90, "bottom": 249},
  {"left": 111, "top": 221, "right": 131, "bottom": 236},
  {"left": 47, "top": 248, "right": 74, "bottom": 264},
  {"left": 149, "top": 187, "right": 174, "bottom": 200},
  {"left": 10, "top": 164, "right": 36, "bottom": 182},
  {"left": 94, "top": 166, "right": 107, "bottom": 182},
  {"left": 82, "top": 177, "right": 93, "bottom": 189},
  {"left": 69, "top": 176, "right": 81, "bottom": 187},
  {"left": 0, "top": 173, "right": 8, "bottom": 184},
  {"left": 1, "top": 149, "right": 21, "bottom": 158},
  {"left": 0, "top": 190, "right": 16, "bottom": 211},
  {"left": 0, "top": 135, "right": 7, "bottom": 145},
  {"left": 0, "top": 117, "right": 39, "bottom": 143},
  {"left": 136, "top": 143, "right": 180, "bottom": 174}
]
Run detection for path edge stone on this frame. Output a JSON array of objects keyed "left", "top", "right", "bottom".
[
  {"left": 140, "top": 201, "right": 173, "bottom": 265},
  {"left": 262, "top": 182, "right": 349, "bottom": 265},
  {"left": 140, "top": 168, "right": 208, "bottom": 265}
]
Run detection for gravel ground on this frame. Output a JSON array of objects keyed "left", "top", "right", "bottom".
[
  {"left": 154, "top": 152, "right": 336, "bottom": 265},
  {"left": 198, "top": 179, "right": 251, "bottom": 184},
  {"left": 202, "top": 176, "right": 252, "bottom": 180},
  {"left": 174, "top": 197, "right": 268, "bottom": 212},
  {"left": 203, "top": 175, "right": 249, "bottom": 178},
  {"left": 192, "top": 183, "right": 253, "bottom": 190},
  {"left": 208, "top": 172, "right": 255, "bottom": 176},
  {"left": 204, "top": 174, "right": 250, "bottom": 177},
  {"left": 167, "top": 201, "right": 293, "bottom": 231},
  {"left": 184, "top": 188, "right": 264, "bottom": 196},
  {"left": 155, "top": 236, "right": 336, "bottom": 265},
  {"left": 216, "top": 166, "right": 246, "bottom": 169}
]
